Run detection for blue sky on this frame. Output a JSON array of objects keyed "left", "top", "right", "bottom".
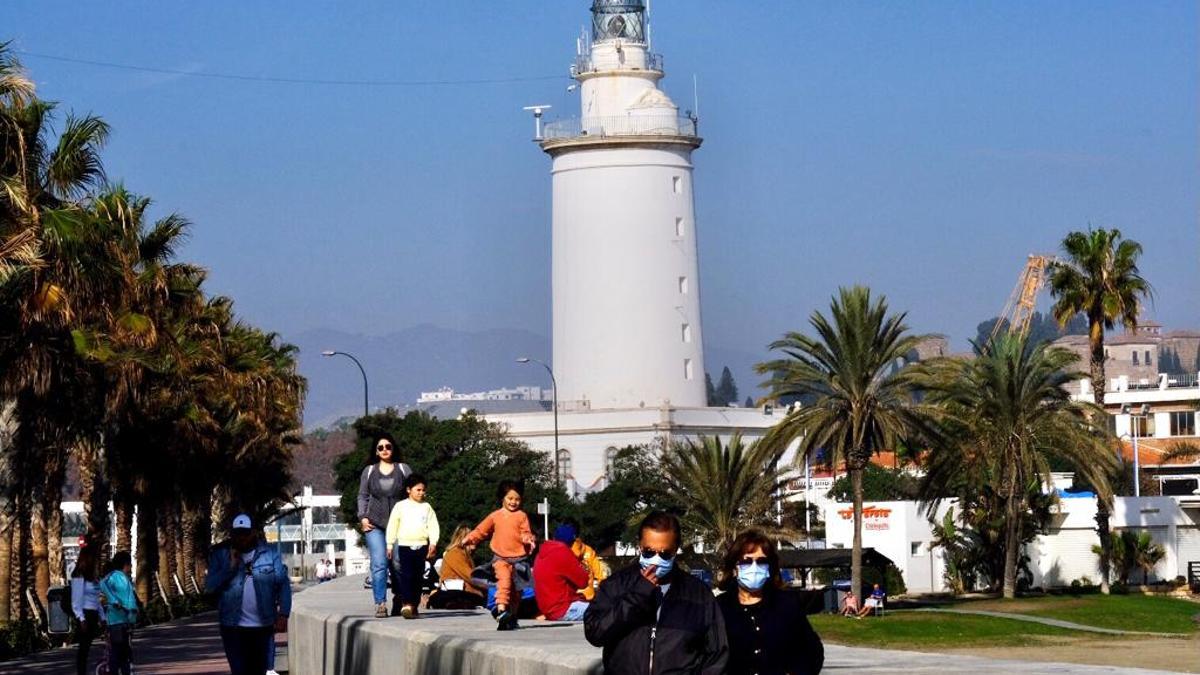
[{"left": 8, "top": 1, "right": 1197, "bottom": 359}]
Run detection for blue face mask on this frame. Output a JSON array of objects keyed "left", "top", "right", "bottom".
[
  {"left": 639, "top": 553, "right": 675, "bottom": 579},
  {"left": 737, "top": 561, "right": 770, "bottom": 590}
]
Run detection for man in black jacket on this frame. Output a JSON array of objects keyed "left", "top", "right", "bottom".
[{"left": 584, "top": 512, "right": 727, "bottom": 674}]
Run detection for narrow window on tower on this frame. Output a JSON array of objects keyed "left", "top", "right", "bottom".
[
  {"left": 675, "top": 216, "right": 684, "bottom": 237},
  {"left": 672, "top": 176, "right": 682, "bottom": 194},
  {"left": 678, "top": 276, "right": 688, "bottom": 294},
  {"left": 684, "top": 359, "right": 694, "bottom": 380},
  {"left": 681, "top": 323, "right": 691, "bottom": 343}
]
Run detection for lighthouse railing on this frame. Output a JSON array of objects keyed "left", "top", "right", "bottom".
[{"left": 542, "top": 113, "right": 697, "bottom": 140}]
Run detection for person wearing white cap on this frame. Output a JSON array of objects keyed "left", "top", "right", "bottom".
[{"left": 205, "top": 513, "right": 292, "bottom": 675}]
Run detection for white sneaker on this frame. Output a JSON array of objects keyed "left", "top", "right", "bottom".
[{"left": 267, "top": 671, "right": 280, "bottom": 675}]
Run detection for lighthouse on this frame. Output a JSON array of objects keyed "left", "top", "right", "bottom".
[{"left": 540, "top": 0, "right": 706, "bottom": 409}]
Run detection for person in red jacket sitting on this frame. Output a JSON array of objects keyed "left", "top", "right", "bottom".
[{"left": 533, "top": 523, "right": 591, "bottom": 621}]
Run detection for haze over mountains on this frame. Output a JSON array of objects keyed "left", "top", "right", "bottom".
[{"left": 292, "top": 324, "right": 766, "bottom": 428}]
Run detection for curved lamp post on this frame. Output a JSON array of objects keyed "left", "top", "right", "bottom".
[
  {"left": 323, "top": 350, "right": 369, "bottom": 418},
  {"left": 518, "top": 357, "right": 559, "bottom": 485}
]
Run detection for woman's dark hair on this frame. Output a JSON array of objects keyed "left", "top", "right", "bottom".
[
  {"left": 496, "top": 479, "right": 524, "bottom": 501},
  {"left": 405, "top": 472, "right": 426, "bottom": 490},
  {"left": 106, "top": 551, "right": 133, "bottom": 576},
  {"left": 638, "top": 511, "right": 681, "bottom": 544},
  {"left": 718, "top": 529, "right": 783, "bottom": 592},
  {"left": 373, "top": 432, "right": 398, "bottom": 460},
  {"left": 72, "top": 545, "right": 99, "bottom": 581}
]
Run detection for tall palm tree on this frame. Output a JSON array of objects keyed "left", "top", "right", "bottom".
[
  {"left": 1049, "top": 227, "right": 1151, "bottom": 594},
  {"left": 658, "top": 433, "right": 788, "bottom": 566},
  {"left": 757, "top": 286, "right": 929, "bottom": 598},
  {"left": 920, "top": 333, "right": 1115, "bottom": 598}
]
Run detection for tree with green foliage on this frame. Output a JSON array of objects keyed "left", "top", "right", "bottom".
[
  {"left": 757, "top": 286, "right": 930, "bottom": 598},
  {"left": 714, "top": 366, "right": 739, "bottom": 407},
  {"left": 1049, "top": 227, "right": 1151, "bottom": 595},
  {"left": 919, "top": 332, "right": 1115, "bottom": 598},
  {"left": 827, "top": 464, "right": 919, "bottom": 502}
]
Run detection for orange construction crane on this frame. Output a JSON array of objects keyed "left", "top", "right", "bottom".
[{"left": 990, "top": 254, "right": 1056, "bottom": 344}]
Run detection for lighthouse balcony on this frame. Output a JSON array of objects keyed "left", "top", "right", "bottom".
[
  {"left": 542, "top": 113, "right": 698, "bottom": 143},
  {"left": 572, "top": 51, "right": 663, "bottom": 76}
]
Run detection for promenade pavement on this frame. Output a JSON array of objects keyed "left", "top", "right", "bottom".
[
  {"left": 291, "top": 574, "right": 1183, "bottom": 675},
  {"left": 0, "top": 610, "right": 289, "bottom": 675}
]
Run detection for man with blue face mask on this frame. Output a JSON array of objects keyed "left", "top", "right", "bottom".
[{"left": 584, "top": 512, "right": 728, "bottom": 674}]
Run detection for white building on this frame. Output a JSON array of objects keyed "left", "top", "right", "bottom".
[
  {"left": 487, "top": 0, "right": 784, "bottom": 491},
  {"left": 418, "top": 386, "right": 548, "bottom": 403},
  {"left": 823, "top": 500, "right": 955, "bottom": 593}
]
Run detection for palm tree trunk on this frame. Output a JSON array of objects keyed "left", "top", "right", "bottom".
[
  {"left": 1089, "top": 323, "right": 1112, "bottom": 595},
  {"left": 44, "top": 446, "right": 67, "bottom": 588},
  {"left": 180, "top": 503, "right": 199, "bottom": 591},
  {"left": 850, "top": 466, "right": 864, "bottom": 600},
  {"left": 114, "top": 497, "right": 133, "bottom": 553},
  {"left": 0, "top": 508, "right": 11, "bottom": 624},
  {"left": 157, "top": 507, "right": 177, "bottom": 598},
  {"left": 1002, "top": 489, "right": 1021, "bottom": 599},
  {"left": 135, "top": 500, "right": 157, "bottom": 604},
  {"left": 30, "top": 498, "right": 48, "bottom": 608},
  {"left": 78, "top": 437, "right": 111, "bottom": 555}
]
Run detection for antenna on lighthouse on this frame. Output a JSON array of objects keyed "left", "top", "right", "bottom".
[{"left": 523, "top": 105, "right": 552, "bottom": 141}]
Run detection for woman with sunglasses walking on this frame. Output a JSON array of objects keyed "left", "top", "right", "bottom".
[
  {"left": 717, "top": 530, "right": 824, "bottom": 675},
  {"left": 356, "top": 432, "right": 412, "bottom": 617}
]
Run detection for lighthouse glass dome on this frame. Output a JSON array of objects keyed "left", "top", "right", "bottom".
[{"left": 591, "top": 0, "right": 646, "bottom": 43}]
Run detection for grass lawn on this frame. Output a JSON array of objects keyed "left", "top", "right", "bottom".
[
  {"left": 809, "top": 611, "right": 1085, "bottom": 649},
  {"left": 952, "top": 594, "right": 1200, "bottom": 635}
]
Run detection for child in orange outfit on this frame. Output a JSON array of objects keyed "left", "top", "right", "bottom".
[{"left": 463, "top": 480, "right": 535, "bottom": 631}]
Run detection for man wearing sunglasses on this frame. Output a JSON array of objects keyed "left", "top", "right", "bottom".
[{"left": 584, "top": 512, "right": 728, "bottom": 674}]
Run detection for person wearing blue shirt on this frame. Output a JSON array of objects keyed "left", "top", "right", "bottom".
[
  {"left": 97, "top": 551, "right": 138, "bottom": 675},
  {"left": 205, "top": 513, "right": 292, "bottom": 675}
]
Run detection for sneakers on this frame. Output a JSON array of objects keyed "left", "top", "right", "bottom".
[
  {"left": 497, "top": 615, "right": 519, "bottom": 631},
  {"left": 400, "top": 605, "right": 416, "bottom": 620},
  {"left": 375, "top": 602, "right": 388, "bottom": 618}
]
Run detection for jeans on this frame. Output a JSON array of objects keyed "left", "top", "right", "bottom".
[
  {"left": 364, "top": 528, "right": 390, "bottom": 605},
  {"left": 560, "top": 600, "right": 590, "bottom": 622},
  {"left": 76, "top": 609, "right": 101, "bottom": 675},
  {"left": 220, "top": 625, "right": 273, "bottom": 675},
  {"left": 106, "top": 623, "right": 133, "bottom": 675},
  {"left": 393, "top": 545, "right": 426, "bottom": 607},
  {"left": 266, "top": 627, "right": 276, "bottom": 670}
]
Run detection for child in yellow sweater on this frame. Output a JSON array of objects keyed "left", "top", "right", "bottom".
[
  {"left": 385, "top": 473, "right": 439, "bottom": 619},
  {"left": 463, "top": 479, "right": 535, "bottom": 630}
]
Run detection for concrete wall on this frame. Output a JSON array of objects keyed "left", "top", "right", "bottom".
[{"left": 289, "top": 576, "right": 602, "bottom": 675}]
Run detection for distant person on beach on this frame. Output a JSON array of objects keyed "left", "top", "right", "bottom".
[
  {"left": 584, "top": 511, "right": 727, "bottom": 674},
  {"left": 205, "top": 513, "right": 292, "bottom": 675},
  {"left": 385, "top": 472, "right": 440, "bottom": 619},
  {"left": 533, "top": 522, "right": 591, "bottom": 621},
  {"left": 463, "top": 479, "right": 536, "bottom": 630},
  {"left": 357, "top": 432, "right": 413, "bottom": 618}
]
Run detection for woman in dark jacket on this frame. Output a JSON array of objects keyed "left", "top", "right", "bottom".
[
  {"left": 717, "top": 530, "right": 824, "bottom": 675},
  {"left": 356, "top": 432, "right": 412, "bottom": 617}
]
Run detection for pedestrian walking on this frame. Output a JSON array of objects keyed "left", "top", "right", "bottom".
[
  {"left": 97, "top": 551, "right": 138, "bottom": 675},
  {"left": 356, "top": 433, "right": 413, "bottom": 618},
  {"left": 462, "top": 479, "right": 535, "bottom": 630},
  {"left": 584, "top": 512, "right": 727, "bottom": 674},
  {"left": 204, "top": 513, "right": 292, "bottom": 675},
  {"left": 717, "top": 529, "right": 824, "bottom": 675},
  {"left": 70, "top": 544, "right": 103, "bottom": 675},
  {"left": 385, "top": 473, "right": 440, "bottom": 619}
]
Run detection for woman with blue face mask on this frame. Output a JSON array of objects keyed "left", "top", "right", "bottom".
[{"left": 717, "top": 530, "right": 824, "bottom": 675}]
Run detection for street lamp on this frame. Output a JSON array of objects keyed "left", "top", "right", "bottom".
[
  {"left": 322, "top": 350, "right": 369, "bottom": 418},
  {"left": 518, "top": 357, "right": 559, "bottom": 485},
  {"left": 1121, "top": 403, "right": 1151, "bottom": 498}
]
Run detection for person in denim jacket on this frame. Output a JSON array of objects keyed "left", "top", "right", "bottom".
[{"left": 205, "top": 513, "right": 292, "bottom": 675}]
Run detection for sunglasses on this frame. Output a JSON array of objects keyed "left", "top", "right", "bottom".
[
  {"left": 376, "top": 443, "right": 393, "bottom": 451},
  {"left": 738, "top": 557, "right": 769, "bottom": 568},
  {"left": 639, "top": 548, "right": 676, "bottom": 561}
]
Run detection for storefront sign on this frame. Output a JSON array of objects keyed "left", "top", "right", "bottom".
[{"left": 837, "top": 505, "right": 892, "bottom": 531}]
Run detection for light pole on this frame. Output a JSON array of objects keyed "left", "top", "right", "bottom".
[
  {"left": 518, "top": 357, "right": 559, "bottom": 485},
  {"left": 1121, "top": 403, "right": 1151, "bottom": 498},
  {"left": 322, "top": 350, "right": 369, "bottom": 418}
]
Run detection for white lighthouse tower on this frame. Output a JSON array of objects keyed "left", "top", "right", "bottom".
[{"left": 540, "top": 0, "right": 706, "bottom": 410}]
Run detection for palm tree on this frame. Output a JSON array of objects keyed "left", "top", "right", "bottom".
[
  {"left": 920, "top": 333, "right": 1115, "bottom": 598},
  {"left": 1128, "top": 530, "right": 1165, "bottom": 586},
  {"left": 1049, "top": 227, "right": 1151, "bottom": 594},
  {"left": 658, "top": 433, "right": 788, "bottom": 566},
  {"left": 757, "top": 286, "right": 929, "bottom": 599}
]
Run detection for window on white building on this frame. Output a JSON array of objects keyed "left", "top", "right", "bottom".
[
  {"left": 681, "top": 323, "right": 691, "bottom": 343},
  {"left": 911, "top": 541, "right": 925, "bottom": 557},
  {"left": 556, "top": 449, "right": 572, "bottom": 482},
  {"left": 675, "top": 216, "right": 684, "bottom": 237},
  {"left": 678, "top": 276, "right": 688, "bottom": 294},
  {"left": 672, "top": 176, "right": 682, "bottom": 194},
  {"left": 684, "top": 358, "right": 694, "bottom": 380},
  {"left": 1133, "top": 414, "right": 1155, "bottom": 437},
  {"left": 1170, "top": 411, "right": 1195, "bottom": 437},
  {"left": 1145, "top": 350, "right": 1152, "bottom": 365},
  {"left": 1132, "top": 351, "right": 1139, "bottom": 365}
]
